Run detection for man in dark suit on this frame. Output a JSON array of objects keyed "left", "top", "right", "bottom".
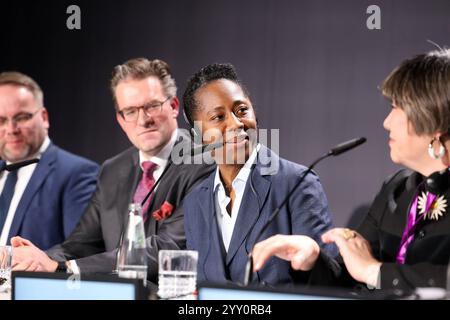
[
  {"left": 11, "top": 59, "right": 214, "bottom": 283},
  {"left": 0, "top": 71, "right": 98, "bottom": 250}
]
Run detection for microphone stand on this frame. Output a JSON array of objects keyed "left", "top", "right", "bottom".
[
  {"left": 243, "top": 137, "right": 366, "bottom": 286},
  {"left": 243, "top": 154, "right": 329, "bottom": 285}
]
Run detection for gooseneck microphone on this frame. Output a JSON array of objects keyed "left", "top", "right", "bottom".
[
  {"left": 243, "top": 137, "right": 367, "bottom": 286},
  {"left": 0, "top": 158, "right": 40, "bottom": 172},
  {"left": 328, "top": 137, "right": 367, "bottom": 156}
]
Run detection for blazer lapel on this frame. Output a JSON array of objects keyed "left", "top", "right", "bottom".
[
  {"left": 207, "top": 216, "right": 229, "bottom": 281},
  {"left": 144, "top": 131, "right": 193, "bottom": 231},
  {"left": 195, "top": 174, "right": 229, "bottom": 281},
  {"left": 225, "top": 162, "right": 272, "bottom": 266},
  {"left": 8, "top": 144, "right": 57, "bottom": 239},
  {"left": 144, "top": 161, "right": 176, "bottom": 234}
]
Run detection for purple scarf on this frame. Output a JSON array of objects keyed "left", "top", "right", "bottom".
[{"left": 396, "top": 191, "right": 437, "bottom": 264}]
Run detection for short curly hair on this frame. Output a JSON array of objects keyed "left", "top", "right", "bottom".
[{"left": 182, "top": 63, "right": 249, "bottom": 127}]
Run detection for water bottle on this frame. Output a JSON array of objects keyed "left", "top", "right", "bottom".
[{"left": 117, "top": 203, "right": 147, "bottom": 284}]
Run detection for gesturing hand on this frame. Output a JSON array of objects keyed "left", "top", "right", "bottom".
[{"left": 252, "top": 234, "right": 320, "bottom": 272}]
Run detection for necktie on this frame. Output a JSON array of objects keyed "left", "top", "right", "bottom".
[
  {"left": 0, "top": 170, "right": 18, "bottom": 231},
  {"left": 133, "top": 161, "right": 157, "bottom": 222}
]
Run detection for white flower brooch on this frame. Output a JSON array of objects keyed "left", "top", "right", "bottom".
[{"left": 418, "top": 191, "right": 448, "bottom": 221}]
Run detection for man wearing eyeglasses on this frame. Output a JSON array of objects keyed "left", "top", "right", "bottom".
[
  {"left": 10, "top": 59, "right": 214, "bottom": 283},
  {"left": 0, "top": 71, "right": 99, "bottom": 250}
]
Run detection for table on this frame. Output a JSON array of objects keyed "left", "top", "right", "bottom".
[{"left": 0, "top": 290, "right": 11, "bottom": 300}]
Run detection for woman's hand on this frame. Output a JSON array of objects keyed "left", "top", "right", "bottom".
[{"left": 322, "top": 228, "right": 382, "bottom": 287}]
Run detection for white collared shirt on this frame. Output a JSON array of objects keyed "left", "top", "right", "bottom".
[
  {"left": 0, "top": 136, "right": 51, "bottom": 245},
  {"left": 214, "top": 144, "right": 260, "bottom": 252}
]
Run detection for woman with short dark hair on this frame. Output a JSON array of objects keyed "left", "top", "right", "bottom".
[{"left": 181, "top": 63, "right": 336, "bottom": 286}]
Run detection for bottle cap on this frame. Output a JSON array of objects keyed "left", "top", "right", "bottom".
[{"left": 129, "top": 203, "right": 143, "bottom": 211}]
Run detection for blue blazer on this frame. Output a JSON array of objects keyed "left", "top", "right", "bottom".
[
  {"left": 184, "top": 146, "right": 336, "bottom": 286},
  {"left": 2, "top": 143, "right": 99, "bottom": 250}
]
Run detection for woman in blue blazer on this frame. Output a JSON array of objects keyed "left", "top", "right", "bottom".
[{"left": 181, "top": 63, "right": 336, "bottom": 286}]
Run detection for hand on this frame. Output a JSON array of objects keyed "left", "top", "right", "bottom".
[
  {"left": 10, "top": 236, "right": 58, "bottom": 272},
  {"left": 321, "top": 228, "right": 381, "bottom": 287},
  {"left": 252, "top": 234, "right": 320, "bottom": 272},
  {"left": 0, "top": 248, "right": 9, "bottom": 268},
  {"left": 10, "top": 236, "right": 33, "bottom": 247}
]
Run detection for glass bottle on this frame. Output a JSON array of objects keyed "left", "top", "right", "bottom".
[{"left": 117, "top": 203, "right": 147, "bottom": 284}]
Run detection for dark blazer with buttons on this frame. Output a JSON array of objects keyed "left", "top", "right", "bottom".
[
  {"left": 310, "top": 169, "right": 450, "bottom": 291},
  {"left": 359, "top": 169, "right": 450, "bottom": 290},
  {"left": 184, "top": 145, "right": 336, "bottom": 286},
  {"left": 46, "top": 132, "right": 215, "bottom": 283}
]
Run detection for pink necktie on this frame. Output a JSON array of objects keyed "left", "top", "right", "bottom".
[{"left": 133, "top": 161, "right": 157, "bottom": 222}]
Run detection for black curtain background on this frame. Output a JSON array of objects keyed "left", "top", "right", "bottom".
[{"left": 1, "top": 0, "right": 449, "bottom": 226}]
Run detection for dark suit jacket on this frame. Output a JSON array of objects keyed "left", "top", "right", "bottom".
[
  {"left": 360, "top": 169, "right": 450, "bottom": 290},
  {"left": 184, "top": 145, "right": 336, "bottom": 286},
  {"left": 47, "top": 133, "right": 215, "bottom": 282},
  {"left": 311, "top": 169, "right": 450, "bottom": 291},
  {"left": 2, "top": 143, "right": 99, "bottom": 250}
]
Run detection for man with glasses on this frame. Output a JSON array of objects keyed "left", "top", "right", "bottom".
[
  {"left": 11, "top": 59, "right": 214, "bottom": 283},
  {"left": 0, "top": 71, "right": 99, "bottom": 250}
]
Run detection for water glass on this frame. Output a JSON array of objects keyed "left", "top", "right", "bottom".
[
  {"left": 0, "top": 246, "right": 12, "bottom": 292},
  {"left": 158, "top": 250, "right": 198, "bottom": 300}
]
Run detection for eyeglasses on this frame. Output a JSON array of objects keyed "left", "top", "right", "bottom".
[
  {"left": 0, "top": 109, "right": 41, "bottom": 129},
  {"left": 118, "top": 97, "right": 171, "bottom": 122}
]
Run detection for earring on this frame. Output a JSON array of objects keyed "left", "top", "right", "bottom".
[{"left": 428, "top": 137, "right": 446, "bottom": 159}]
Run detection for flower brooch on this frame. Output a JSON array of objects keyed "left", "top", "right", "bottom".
[{"left": 418, "top": 192, "right": 447, "bottom": 221}]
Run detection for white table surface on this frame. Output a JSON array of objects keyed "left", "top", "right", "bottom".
[{"left": 0, "top": 290, "right": 11, "bottom": 300}]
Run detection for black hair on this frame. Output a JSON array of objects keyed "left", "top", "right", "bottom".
[{"left": 182, "top": 63, "right": 250, "bottom": 126}]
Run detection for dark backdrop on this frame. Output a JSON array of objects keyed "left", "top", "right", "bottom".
[{"left": 1, "top": 0, "right": 449, "bottom": 226}]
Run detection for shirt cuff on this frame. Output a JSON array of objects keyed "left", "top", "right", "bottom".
[
  {"left": 68, "top": 260, "right": 80, "bottom": 275},
  {"left": 365, "top": 263, "right": 381, "bottom": 289}
]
